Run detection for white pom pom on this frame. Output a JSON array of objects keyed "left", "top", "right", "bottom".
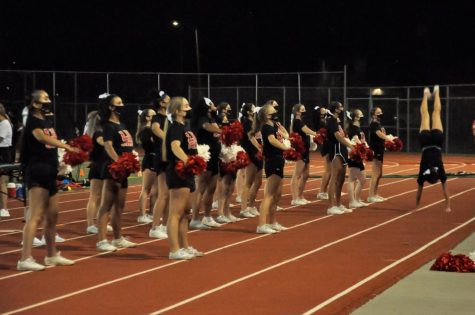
[
  {"left": 132, "top": 150, "right": 140, "bottom": 162},
  {"left": 219, "top": 144, "right": 244, "bottom": 163},
  {"left": 197, "top": 144, "right": 210, "bottom": 162}
]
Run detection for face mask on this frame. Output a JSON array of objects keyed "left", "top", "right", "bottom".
[
  {"left": 210, "top": 110, "right": 217, "bottom": 118},
  {"left": 185, "top": 110, "right": 193, "bottom": 120},
  {"left": 376, "top": 114, "right": 383, "bottom": 120},
  {"left": 112, "top": 106, "right": 124, "bottom": 116},
  {"left": 226, "top": 110, "right": 233, "bottom": 118},
  {"left": 40, "top": 102, "right": 52, "bottom": 114},
  {"left": 271, "top": 113, "right": 279, "bottom": 121}
]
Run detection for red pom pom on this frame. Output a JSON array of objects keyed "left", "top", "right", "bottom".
[
  {"left": 313, "top": 128, "right": 328, "bottom": 145},
  {"left": 220, "top": 121, "right": 244, "bottom": 146},
  {"left": 108, "top": 152, "right": 141, "bottom": 181},
  {"left": 63, "top": 151, "right": 90, "bottom": 166},
  {"left": 283, "top": 149, "right": 301, "bottom": 161},
  {"left": 255, "top": 151, "right": 263, "bottom": 161},
  {"left": 385, "top": 137, "right": 404, "bottom": 151},
  {"left": 430, "top": 252, "right": 475, "bottom": 272},
  {"left": 349, "top": 143, "right": 375, "bottom": 162},
  {"left": 70, "top": 135, "right": 93, "bottom": 152},
  {"left": 220, "top": 151, "right": 250, "bottom": 174},
  {"left": 175, "top": 155, "right": 207, "bottom": 179}
]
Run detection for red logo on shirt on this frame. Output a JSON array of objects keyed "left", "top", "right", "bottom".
[
  {"left": 185, "top": 131, "right": 198, "bottom": 149},
  {"left": 118, "top": 130, "right": 134, "bottom": 147},
  {"left": 44, "top": 128, "right": 57, "bottom": 149}
]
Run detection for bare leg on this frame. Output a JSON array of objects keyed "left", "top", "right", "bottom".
[
  {"left": 298, "top": 163, "right": 310, "bottom": 199},
  {"left": 86, "top": 179, "right": 103, "bottom": 227},
  {"left": 369, "top": 159, "right": 382, "bottom": 198},
  {"left": 248, "top": 169, "right": 263, "bottom": 208},
  {"left": 291, "top": 160, "right": 305, "bottom": 201},
  {"left": 328, "top": 157, "right": 344, "bottom": 207},
  {"left": 167, "top": 188, "right": 190, "bottom": 253},
  {"left": 348, "top": 167, "right": 358, "bottom": 204},
  {"left": 97, "top": 179, "right": 118, "bottom": 241},
  {"left": 20, "top": 187, "right": 48, "bottom": 261},
  {"left": 151, "top": 173, "right": 169, "bottom": 228},
  {"left": 356, "top": 170, "right": 366, "bottom": 202},
  {"left": 0, "top": 175, "right": 8, "bottom": 210},
  {"left": 202, "top": 174, "right": 218, "bottom": 217},
  {"left": 320, "top": 154, "right": 331, "bottom": 193},
  {"left": 258, "top": 175, "right": 281, "bottom": 227},
  {"left": 44, "top": 194, "right": 59, "bottom": 257},
  {"left": 269, "top": 179, "right": 283, "bottom": 224},
  {"left": 191, "top": 171, "right": 211, "bottom": 220},
  {"left": 138, "top": 169, "right": 156, "bottom": 217},
  {"left": 111, "top": 187, "right": 127, "bottom": 240},
  {"left": 432, "top": 86, "right": 443, "bottom": 132},
  {"left": 420, "top": 87, "right": 431, "bottom": 132},
  {"left": 335, "top": 160, "right": 346, "bottom": 206}
]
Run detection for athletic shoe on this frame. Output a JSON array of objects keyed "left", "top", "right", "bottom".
[
  {"left": 40, "top": 233, "right": 65, "bottom": 245},
  {"left": 137, "top": 215, "right": 153, "bottom": 224},
  {"left": 17, "top": 257, "right": 45, "bottom": 271},
  {"left": 44, "top": 251, "right": 75, "bottom": 266},
  {"left": 96, "top": 240, "right": 117, "bottom": 252},
  {"left": 211, "top": 200, "right": 218, "bottom": 209},
  {"left": 317, "top": 192, "right": 329, "bottom": 200},
  {"left": 432, "top": 85, "right": 439, "bottom": 96},
  {"left": 202, "top": 216, "right": 222, "bottom": 227},
  {"left": 349, "top": 201, "right": 364, "bottom": 209},
  {"left": 358, "top": 200, "right": 369, "bottom": 207},
  {"left": 338, "top": 205, "right": 353, "bottom": 213},
  {"left": 291, "top": 199, "right": 307, "bottom": 206},
  {"left": 0, "top": 208, "right": 10, "bottom": 217},
  {"left": 276, "top": 206, "right": 284, "bottom": 211},
  {"left": 169, "top": 248, "right": 194, "bottom": 260},
  {"left": 240, "top": 210, "right": 255, "bottom": 218},
  {"left": 269, "top": 222, "right": 287, "bottom": 231},
  {"left": 107, "top": 224, "right": 113, "bottom": 232},
  {"left": 235, "top": 196, "right": 242, "bottom": 203},
  {"left": 327, "top": 206, "right": 345, "bottom": 215},
  {"left": 300, "top": 198, "right": 311, "bottom": 204},
  {"left": 227, "top": 214, "right": 239, "bottom": 222},
  {"left": 185, "top": 246, "right": 204, "bottom": 257},
  {"left": 189, "top": 219, "right": 210, "bottom": 230},
  {"left": 215, "top": 215, "right": 231, "bottom": 224},
  {"left": 86, "top": 225, "right": 98, "bottom": 234},
  {"left": 256, "top": 224, "right": 277, "bottom": 234},
  {"left": 112, "top": 237, "right": 137, "bottom": 248},
  {"left": 375, "top": 195, "right": 387, "bottom": 201},
  {"left": 149, "top": 226, "right": 168, "bottom": 239},
  {"left": 248, "top": 207, "right": 260, "bottom": 216},
  {"left": 368, "top": 196, "right": 384, "bottom": 203},
  {"left": 424, "top": 87, "right": 431, "bottom": 98}
]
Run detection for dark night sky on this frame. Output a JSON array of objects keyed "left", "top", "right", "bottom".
[{"left": 2, "top": 0, "right": 475, "bottom": 85}]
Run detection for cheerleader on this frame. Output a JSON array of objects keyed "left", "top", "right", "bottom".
[
  {"left": 149, "top": 90, "right": 171, "bottom": 239},
  {"left": 189, "top": 97, "right": 222, "bottom": 229},
  {"left": 96, "top": 94, "right": 137, "bottom": 251},
  {"left": 315, "top": 106, "right": 331, "bottom": 200},
  {"left": 326, "top": 101, "right": 354, "bottom": 215},
  {"left": 256, "top": 104, "right": 290, "bottom": 233},
  {"left": 368, "top": 106, "right": 393, "bottom": 202},
  {"left": 215, "top": 102, "right": 239, "bottom": 223},
  {"left": 290, "top": 104, "right": 317, "bottom": 205},
  {"left": 415, "top": 86, "right": 451, "bottom": 212},
  {"left": 136, "top": 108, "right": 157, "bottom": 224},
  {"left": 346, "top": 109, "right": 369, "bottom": 208},
  {"left": 17, "top": 90, "right": 76, "bottom": 271},
  {"left": 165, "top": 97, "right": 203, "bottom": 259},
  {"left": 239, "top": 103, "right": 262, "bottom": 218},
  {"left": 0, "top": 103, "right": 12, "bottom": 218}
]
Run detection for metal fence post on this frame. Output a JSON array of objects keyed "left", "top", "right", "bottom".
[
  {"left": 157, "top": 73, "right": 160, "bottom": 91},
  {"left": 74, "top": 72, "right": 78, "bottom": 127},
  {"left": 52, "top": 71, "right": 56, "bottom": 129},
  {"left": 106, "top": 73, "right": 110, "bottom": 93},
  {"left": 236, "top": 87, "right": 240, "bottom": 116},
  {"left": 207, "top": 74, "right": 210, "bottom": 98},
  {"left": 297, "top": 73, "right": 301, "bottom": 103},
  {"left": 328, "top": 87, "right": 331, "bottom": 104},
  {"left": 343, "top": 65, "right": 347, "bottom": 110},
  {"left": 406, "top": 87, "right": 410, "bottom": 152},
  {"left": 396, "top": 97, "right": 400, "bottom": 136},
  {"left": 445, "top": 86, "right": 450, "bottom": 153},
  {"left": 283, "top": 86, "right": 286, "bottom": 127},
  {"left": 255, "top": 74, "right": 258, "bottom": 105}
]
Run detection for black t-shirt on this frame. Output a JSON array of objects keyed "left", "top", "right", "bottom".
[
  {"left": 347, "top": 124, "right": 366, "bottom": 143},
  {"left": 417, "top": 148, "right": 447, "bottom": 185},
  {"left": 240, "top": 117, "right": 258, "bottom": 154},
  {"left": 140, "top": 127, "right": 154, "bottom": 155},
  {"left": 21, "top": 114, "right": 58, "bottom": 167},
  {"left": 327, "top": 117, "right": 345, "bottom": 146},
  {"left": 369, "top": 120, "right": 385, "bottom": 152},
  {"left": 103, "top": 121, "right": 134, "bottom": 161},
  {"left": 90, "top": 131, "right": 105, "bottom": 162},
  {"left": 292, "top": 118, "right": 310, "bottom": 149},
  {"left": 196, "top": 116, "right": 221, "bottom": 155},
  {"left": 152, "top": 113, "right": 167, "bottom": 156},
  {"left": 261, "top": 123, "right": 283, "bottom": 159},
  {"left": 166, "top": 121, "right": 198, "bottom": 164}
]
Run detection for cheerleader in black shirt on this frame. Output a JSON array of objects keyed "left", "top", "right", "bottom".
[
  {"left": 136, "top": 108, "right": 157, "bottom": 224},
  {"left": 239, "top": 103, "right": 263, "bottom": 218},
  {"left": 149, "top": 91, "right": 171, "bottom": 239},
  {"left": 415, "top": 86, "right": 451, "bottom": 212},
  {"left": 17, "top": 90, "right": 77, "bottom": 271},
  {"left": 368, "top": 107, "right": 394, "bottom": 202},
  {"left": 165, "top": 97, "right": 203, "bottom": 259},
  {"left": 326, "top": 102, "right": 354, "bottom": 215},
  {"left": 290, "top": 104, "right": 317, "bottom": 205},
  {"left": 346, "top": 109, "right": 369, "bottom": 209},
  {"left": 96, "top": 94, "right": 137, "bottom": 251},
  {"left": 315, "top": 106, "right": 332, "bottom": 200},
  {"left": 256, "top": 104, "right": 291, "bottom": 234}
]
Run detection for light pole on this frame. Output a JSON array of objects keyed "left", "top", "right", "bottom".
[{"left": 171, "top": 20, "right": 200, "bottom": 74}]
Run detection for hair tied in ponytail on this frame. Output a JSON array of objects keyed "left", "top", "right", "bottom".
[
  {"left": 346, "top": 111, "right": 352, "bottom": 120},
  {"left": 137, "top": 109, "right": 143, "bottom": 115},
  {"left": 204, "top": 97, "right": 212, "bottom": 106}
]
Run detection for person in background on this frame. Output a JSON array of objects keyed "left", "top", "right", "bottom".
[{"left": 0, "top": 103, "right": 13, "bottom": 218}]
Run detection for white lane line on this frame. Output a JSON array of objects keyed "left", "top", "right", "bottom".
[
  {"left": 149, "top": 184, "right": 474, "bottom": 315},
  {"left": 0, "top": 178, "right": 464, "bottom": 314}
]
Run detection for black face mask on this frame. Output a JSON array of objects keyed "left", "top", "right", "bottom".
[
  {"left": 210, "top": 110, "right": 217, "bottom": 118},
  {"left": 271, "top": 113, "right": 279, "bottom": 121},
  {"left": 226, "top": 111, "right": 233, "bottom": 119},
  {"left": 185, "top": 110, "right": 193, "bottom": 120},
  {"left": 40, "top": 102, "right": 52, "bottom": 114},
  {"left": 112, "top": 106, "right": 124, "bottom": 116},
  {"left": 376, "top": 114, "right": 383, "bottom": 120}
]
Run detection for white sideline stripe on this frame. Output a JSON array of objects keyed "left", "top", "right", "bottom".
[
  {"left": 150, "top": 184, "right": 474, "bottom": 315},
  {"left": 0, "top": 178, "right": 465, "bottom": 314}
]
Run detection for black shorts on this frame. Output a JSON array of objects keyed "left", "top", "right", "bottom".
[
  {"left": 141, "top": 153, "right": 156, "bottom": 172},
  {"left": 319, "top": 141, "right": 330, "bottom": 157},
  {"left": 329, "top": 143, "right": 348, "bottom": 165},
  {"left": 219, "top": 161, "right": 238, "bottom": 180},
  {"left": 166, "top": 164, "right": 195, "bottom": 192},
  {"left": 419, "top": 129, "right": 444, "bottom": 148},
  {"left": 373, "top": 150, "right": 384, "bottom": 162},
  {"left": 153, "top": 155, "right": 168, "bottom": 175},
  {"left": 25, "top": 162, "right": 58, "bottom": 196},
  {"left": 88, "top": 161, "right": 105, "bottom": 180},
  {"left": 264, "top": 156, "right": 285, "bottom": 178},
  {"left": 0, "top": 147, "right": 11, "bottom": 175},
  {"left": 207, "top": 155, "right": 220, "bottom": 176},
  {"left": 101, "top": 161, "right": 129, "bottom": 188},
  {"left": 348, "top": 159, "right": 365, "bottom": 170},
  {"left": 249, "top": 155, "right": 264, "bottom": 171},
  {"left": 301, "top": 148, "right": 310, "bottom": 164}
]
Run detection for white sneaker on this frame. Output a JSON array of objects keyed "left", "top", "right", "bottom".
[
  {"left": 300, "top": 198, "right": 311, "bottom": 204},
  {"left": 424, "top": 87, "right": 431, "bottom": 98},
  {"left": 256, "top": 224, "right": 278, "bottom": 234},
  {"left": 291, "top": 199, "right": 307, "bottom": 206},
  {"left": 149, "top": 225, "right": 168, "bottom": 239},
  {"left": 44, "top": 251, "right": 75, "bottom": 266},
  {"left": 137, "top": 215, "right": 153, "bottom": 224},
  {"left": 112, "top": 236, "right": 137, "bottom": 248},
  {"left": 235, "top": 196, "right": 242, "bottom": 203},
  {"left": 185, "top": 246, "right": 204, "bottom": 257},
  {"left": 240, "top": 210, "right": 255, "bottom": 218},
  {"left": 248, "top": 207, "right": 260, "bottom": 216},
  {"left": 327, "top": 206, "right": 345, "bottom": 215},
  {"left": 227, "top": 214, "right": 239, "bottom": 222},
  {"left": 215, "top": 215, "right": 231, "bottom": 224},
  {"left": 40, "top": 233, "right": 65, "bottom": 245},
  {"left": 189, "top": 219, "right": 210, "bottom": 230},
  {"left": 21, "top": 237, "right": 44, "bottom": 247},
  {"left": 96, "top": 240, "right": 117, "bottom": 252},
  {"left": 0, "top": 208, "right": 10, "bottom": 217},
  {"left": 276, "top": 206, "right": 284, "bottom": 211},
  {"left": 338, "top": 205, "right": 353, "bottom": 213},
  {"left": 211, "top": 200, "right": 218, "bottom": 209},
  {"left": 107, "top": 224, "right": 113, "bottom": 232},
  {"left": 317, "top": 192, "right": 329, "bottom": 200},
  {"left": 169, "top": 248, "right": 194, "bottom": 260},
  {"left": 358, "top": 200, "right": 369, "bottom": 207},
  {"left": 349, "top": 201, "right": 364, "bottom": 209},
  {"left": 432, "top": 85, "right": 439, "bottom": 95},
  {"left": 17, "top": 257, "right": 45, "bottom": 271},
  {"left": 269, "top": 222, "right": 287, "bottom": 231},
  {"left": 375, "top": 195, "right": 386, "bottom": 201},
  {"left": 201, "top": 216, "right": 222, "bottom": 227},
  {"left": 368, "top": 196, "right": 384, "bottom": 203},
  {"left": 86, "top": 225, "right": 98, "bottom": 234}
]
